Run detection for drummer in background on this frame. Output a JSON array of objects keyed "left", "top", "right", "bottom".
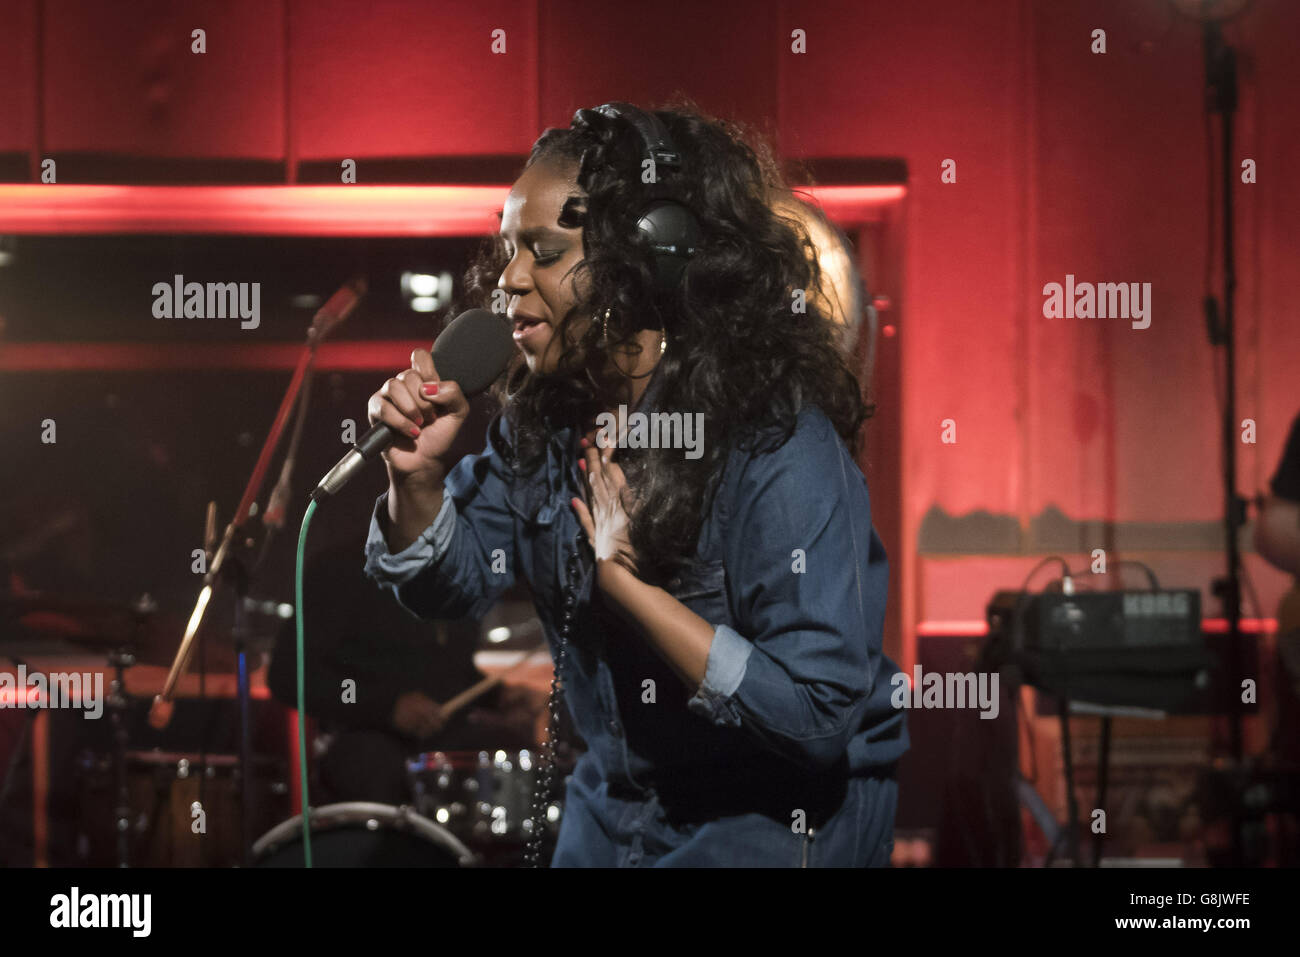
[
  {"left": 267, "top": 530, "right": 547, "bottom": 806},
  {"left": 1255, "top": 408, "right": 1300, "bottom": 763},
  {"left": 1257, "top": 409, "right": 1300, "bottom": 579}
]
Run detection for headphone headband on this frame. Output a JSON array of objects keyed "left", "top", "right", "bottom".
[
  {"left": 571, "top": 102, "right": 702, "bottom": 303},
  {"left": 579, "top": 102, "right": 683, "bottom": 171}
]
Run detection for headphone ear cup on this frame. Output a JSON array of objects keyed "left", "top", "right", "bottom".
[
  {"left": 637, "top": 200, "right": 702, "bottom": 295},
  {"left": 574, "top": 102, "right": 702, "bottom": 299}
]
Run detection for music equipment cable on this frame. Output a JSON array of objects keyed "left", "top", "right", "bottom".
[
  {"left": 967, "top": 556, "right": 1070, "bottom": 865},
  {"left": 293, "top": 497, "right": 319, "bottom": 867}
]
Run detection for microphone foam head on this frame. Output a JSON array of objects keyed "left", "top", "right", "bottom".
[{"left": 430, "top": 309, "right": 516, "bottom": 396}]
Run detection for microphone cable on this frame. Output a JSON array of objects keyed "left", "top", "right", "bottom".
[{"left": 294, "top": 498, "right": 319, "bottom": 867}]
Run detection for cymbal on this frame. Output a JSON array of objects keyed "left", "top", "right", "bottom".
[
  {"left": 1, "top": 593, "right": 260, "bottom": 674},
  {"left": 2, "top": 593, "right": 150, "bottom": 647}
]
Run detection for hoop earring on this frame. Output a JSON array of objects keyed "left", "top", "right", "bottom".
[{"left": 598, "top": 307, "right": 665, "bottom": 358}]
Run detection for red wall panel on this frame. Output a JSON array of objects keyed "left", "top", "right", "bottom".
[
  {"left": 1029, "top": 0, "right": 1215, "bottom": 526},
  {"left": 3, "top": 0, "right": 1297, "bottom": 658},
  {"left": 538, "top": 0, "right": 779, "bottom": 135},
  {"left": 0, "top": 0, "right": 38, "bottom": 154},
  {"left": 41, "top": 0, "right": 284, "bottom": 158},
  {"left": 778, "top": 0, "right": 1030, "bottom": 523},
  {"left": 1244, "top": 0, "right": 1300, "bottom": 501},
  {"left": 289, "top": 0, "right": 537, "bottom": 160}
]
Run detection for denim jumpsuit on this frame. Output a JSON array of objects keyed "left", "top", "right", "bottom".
[{"left": 363, "top": 374, "right": 908, "bottom": 866}]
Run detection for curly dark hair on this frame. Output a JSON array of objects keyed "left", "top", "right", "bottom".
[{"left": 451, "top": 98, "right": 874, "bottom": 582}]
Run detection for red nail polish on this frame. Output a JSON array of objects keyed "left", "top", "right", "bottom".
[
  {"left": 409, "top": 427, "right": 420, "bottom": 438},
  {"left": 580, "top": 436, "right": 589, "bottom": 448},
  {"left": 422, "top": 383, "right": 439, "bottom": 396},
  {"left": 578, "top": 459, "right": 586, "bottom": 471}
]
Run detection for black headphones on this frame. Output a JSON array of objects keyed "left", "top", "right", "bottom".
[{"left": 571, "top": 102, "right": 702, "bottom": 299}]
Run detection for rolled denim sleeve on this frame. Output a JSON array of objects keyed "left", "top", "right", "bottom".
[
  {"left": 364, "top": 488, "right": 456, "bottom": 582},
  {"left": 686, "top": 623, "right": 752, "bottom": 725},
  {"left": 701, "top": 407, "right": 888, "bottom": 771},
  {"left": 362, "top": 415, "right": 518, "bottom": 622}
]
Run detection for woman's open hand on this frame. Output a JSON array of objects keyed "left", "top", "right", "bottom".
[{"left": 570, "top": 434, "right": 640, "bottom": 585}]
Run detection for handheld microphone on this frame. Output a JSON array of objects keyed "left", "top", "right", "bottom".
[{"left": 312, "top": 308, "right": 514, "bottom": 500}]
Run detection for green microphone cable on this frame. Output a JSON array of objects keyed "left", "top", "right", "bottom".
[{"left": 295, "top": 497, "right": 318, "bottom": 867}]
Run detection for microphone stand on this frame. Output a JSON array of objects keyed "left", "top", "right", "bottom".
[
  {"left": 148, "top": 279, "right": 364, "bottom": 866},
  {"left": 1201, "top": 19, "right": 1246, "bottom": 865}
]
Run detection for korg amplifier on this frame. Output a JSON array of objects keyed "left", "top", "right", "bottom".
[
  {"left": 986, "top": 589, "right": 1212, "bottom": 712},
  {"left": 988, "top": 589, "right": 1202, "bottom": 652}
]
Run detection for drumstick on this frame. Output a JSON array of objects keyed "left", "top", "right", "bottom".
[{"left": 440, "top": 642, "right": 547, "bottom": 718}]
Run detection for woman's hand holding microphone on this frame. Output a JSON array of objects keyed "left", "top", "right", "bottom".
[{"left": 366, "top": 348, "right": 470, "bottom": 552}]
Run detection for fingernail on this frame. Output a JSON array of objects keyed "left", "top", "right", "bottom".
[
  {"left": 408, "top": 427, "right": 420, "bottom": 438},
  {"left": 421, "top": 383, "right": 439, "bottom": 396},
  {"left": 579, "top": 436, "right": 589, "bottom": 448},
  {"left": 578, "top": 459, "right": 586, "bottom": 472}
]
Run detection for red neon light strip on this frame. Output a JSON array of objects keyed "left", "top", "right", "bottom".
[
  {"left": 0, "top": 340, "right": 429, "bottom": 372},
  {"left": 0, "top": 183, "right": 906, "bottom": 371},
  {"left": 916, "top": 618, "right": 1277, "bottom": 637},
  {"left": 0, "top": 185, "right": 506, "bottom": 236},
  {"left": 0, "top": 184, "right": 905, "bottom": 236}
]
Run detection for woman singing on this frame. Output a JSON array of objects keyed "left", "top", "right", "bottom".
[{"left": 362, "top": 101, "right": 907, "bottom": 866}]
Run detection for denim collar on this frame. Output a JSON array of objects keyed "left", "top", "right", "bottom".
[
  {"left": 631, "top": 358, "right": 667, "bottom": 417},
  {"left": 523, "top": 361, "right": 665, "bottom": 520},
  {"left": 542, "top": 359, "right": 667, "bottom": 460}
]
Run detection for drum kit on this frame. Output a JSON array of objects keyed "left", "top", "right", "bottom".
[
  {"left": 402, "top": 747, "right": 567, "bottom": 867},
  {"left": 78, "top": 747, "right": 566, "bottom": 868},
  {"left": 2, "top": 283, "right": 567, "bottom": 868},
  {"left": 0, "top": 589, "right": 281, "bottom": 868},
  {"left": 255, "top": 648, "right": 569, "bottom": 868},
  {"left": 253, "top": 748, "right": 569, "bottom": 868},
  {"left": 1, "top": 590, "right": 567, "bottom": 868},
  {"left": 76, "top": 749, "right": 289, "bottom": 868}
]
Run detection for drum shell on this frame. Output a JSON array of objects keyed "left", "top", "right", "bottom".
[
  {"left": 252, "top": 802, "right": 475, "bottom": 868},
  {"left": 75, "top": 750, "right": 289, "bottom": 867}
]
